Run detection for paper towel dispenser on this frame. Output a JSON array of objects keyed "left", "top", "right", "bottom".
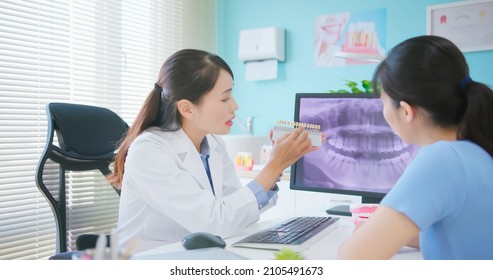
[{"left": 238, "top": 27, "right": 285, "bottom": 62}]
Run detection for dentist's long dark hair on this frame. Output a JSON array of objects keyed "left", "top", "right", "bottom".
[
  {"left": 372, "top": 35, "right": 493, "bottom": 156},
  {"left": 108, "top": 49, "right": 234, "bottom": 188}
]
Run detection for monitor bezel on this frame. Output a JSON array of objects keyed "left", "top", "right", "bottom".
[{"left": 289, "top": 93, "right": 386, "bottom": 203}]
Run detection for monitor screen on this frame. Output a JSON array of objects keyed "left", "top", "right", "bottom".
[{"left": 290, "top": 93, "right": 419, "bottom": 216}]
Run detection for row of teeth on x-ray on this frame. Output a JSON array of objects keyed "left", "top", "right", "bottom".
[
  {"left": 326, "top": 133, "right": 410, "bottom": 155},
  {"left": 323, "top": 148, "right": 413, "bottom": 175}
]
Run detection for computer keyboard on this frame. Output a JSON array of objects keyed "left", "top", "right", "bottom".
[{"left": 232, "top": 216, "right": 339, "bottom": 251}]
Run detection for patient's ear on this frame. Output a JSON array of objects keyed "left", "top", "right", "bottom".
[{"left": 399, "top": 101, "right": 415, "bottom": 123}]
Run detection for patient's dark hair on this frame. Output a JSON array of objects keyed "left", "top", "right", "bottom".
[
  {"left": 372, "top": 35, "right": 493, "bottom": 156},
  {"left": 108, "top": 49, "right": 234, "bottom": 187}
]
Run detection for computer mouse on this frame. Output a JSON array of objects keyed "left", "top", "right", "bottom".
[{"left": 182, "top": 232, "right": 226, "bottom": 250}]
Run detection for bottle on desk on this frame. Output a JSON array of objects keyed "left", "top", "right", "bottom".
[{"left": 260, "top": 144, "right": 272, "bottom": 164}]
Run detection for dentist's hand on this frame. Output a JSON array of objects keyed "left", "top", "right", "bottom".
[
  {"left": 269, "top": 127, "right": 325, "bottom": 169},
  {"left": 255, "top": 127, "right": 325, "bottom": 192}
]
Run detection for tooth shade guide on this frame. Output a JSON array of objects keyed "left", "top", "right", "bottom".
[{"left": 272, "top": 120, "right": 323, "bottom": 146}]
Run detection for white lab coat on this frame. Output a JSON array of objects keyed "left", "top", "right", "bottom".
[{"left": 117, "top": 127, "right": 272, "bottom": 253}]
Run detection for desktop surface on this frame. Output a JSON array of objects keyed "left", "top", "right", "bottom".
[
  {"left": 134, "top": 178, "right": 422, "bottom": 260},
  {"left": 134, "top": 215, "right": 422, "bottom": 260},
  {"left": 132, "top": 247, "right": 247, "bottom": 260}
]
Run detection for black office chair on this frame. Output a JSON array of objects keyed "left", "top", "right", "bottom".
[{"left": 35, "top": 102, "right": 128, "bottom": 259}]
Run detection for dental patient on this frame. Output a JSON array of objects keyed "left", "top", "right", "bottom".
[{"left": 338, "top": 35, "right": 493, "bottom": 260}]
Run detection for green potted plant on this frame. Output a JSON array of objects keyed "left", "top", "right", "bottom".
[
  {"left": 327, "top": 79, "right": 375, "bottom": 94},
  {"left": 273, "top": 248, "right": 305, "bottom": 260}
]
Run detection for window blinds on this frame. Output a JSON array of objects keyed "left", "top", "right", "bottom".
[{"left": 0, "top": 0, "right": 217, "bottom": 260}]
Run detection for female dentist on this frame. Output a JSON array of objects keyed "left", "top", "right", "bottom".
[{"left": 108, "top": 49, "right": 321, "bottom": 253}]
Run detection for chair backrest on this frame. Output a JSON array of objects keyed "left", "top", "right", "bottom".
[{"left": 35, "top": 102, "right": 129, "bottom": 253}]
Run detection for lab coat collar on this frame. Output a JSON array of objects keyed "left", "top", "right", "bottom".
[
  {"left": 167, "top": 129, "right": 223, "bottom": 197},
  {"left": 206, "top": 134, "right": 223, "bottom": 198}
]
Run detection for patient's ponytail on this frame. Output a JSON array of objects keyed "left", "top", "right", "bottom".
[{"left": 457, "top": 81, "right": 493, "bottom": 156}]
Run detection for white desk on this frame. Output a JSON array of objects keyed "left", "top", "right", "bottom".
[
  {"left": 134, "top": 174, "right": 422, "bottom": 260},
  {"left": 135, "top": 213, "right": 422, "bottom": 260}
]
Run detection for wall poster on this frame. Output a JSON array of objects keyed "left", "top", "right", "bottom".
[
  {"left": 427, "top": 0, "right": 493, "bottom": 52},
  {"left": 314, "top": 8, "right": 387, "bottom": 67}
]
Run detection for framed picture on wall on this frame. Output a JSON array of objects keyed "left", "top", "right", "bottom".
[
  {"left": 314, "top": 8, "right": 387, "bottom": 67},
  {"left": 427, "top": 0, "right": 493, "bottom": 52}
]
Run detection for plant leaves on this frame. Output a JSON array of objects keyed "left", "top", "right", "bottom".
[
  {"left": 326, "top": 79, "right": 375, "bottom": 94},
  {"left": 273, "top": 248, "right": 305, "bottom": 260}
]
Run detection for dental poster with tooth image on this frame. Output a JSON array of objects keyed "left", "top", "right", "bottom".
[{"left": 315, "top": 8, "right": 387, "bottom": 67}]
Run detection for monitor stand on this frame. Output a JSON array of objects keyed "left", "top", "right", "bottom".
[{"left": 325, "top": 196, "right": 382, "bottom": 217}]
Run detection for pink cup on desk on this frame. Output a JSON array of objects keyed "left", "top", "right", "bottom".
[{"left": 349, "top": 204, "right": 379, "bottom": 225}]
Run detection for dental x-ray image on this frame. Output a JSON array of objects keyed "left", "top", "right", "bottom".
[{"left": 294, "top": 95, "right": 419, "bottom": 194}]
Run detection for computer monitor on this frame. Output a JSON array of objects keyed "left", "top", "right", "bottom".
[{"left": 290, "top": 93, "right": 419, "bottom": 216}]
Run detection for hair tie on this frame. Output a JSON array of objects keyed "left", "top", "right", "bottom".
[
  {"left": 154, "top": 83, "right": 162, "bottom": 92},
  {"left": 459, "top": 76, "right": 472, "bottom": 93}
]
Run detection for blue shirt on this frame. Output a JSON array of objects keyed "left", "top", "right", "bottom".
[
  {"left": 199, "top": 138, "right": 278, "bottom": 210},
  {"left": 382, "top": 141, "right": 493, "bottom": 260}
]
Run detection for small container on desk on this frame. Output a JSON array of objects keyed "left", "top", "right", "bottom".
[{"left": 234, "top": 152, "right": 254, "bottom": 171}]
